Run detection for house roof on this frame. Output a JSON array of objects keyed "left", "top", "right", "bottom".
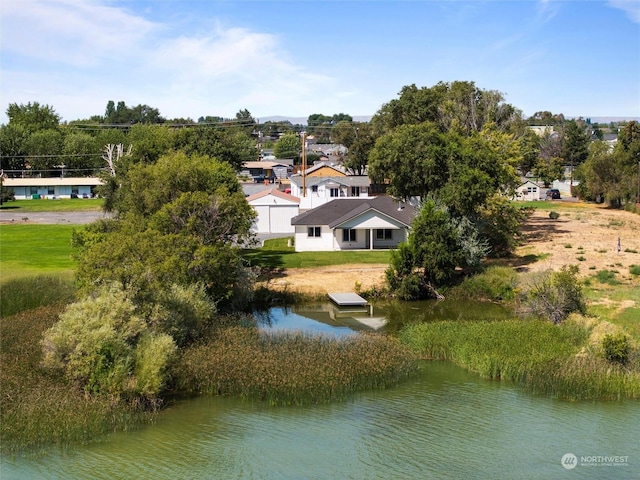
[
  {"left": 243, "top": 161, "right": 291, "bottom": 170},
  {"left": 289, "top": 175, "right": 371, "bottom": 188},
  {"left": 3, "top": 177, "right": 103, "bottom": 187},
  {"left": 245, "top": 188, "right": 299, "bottom": 203},
  {"left": 304, "top": 162, "right": 346, "bottom": 176},
  {"left": 291, "top": 195, "right": 416, "bottom": 227}
]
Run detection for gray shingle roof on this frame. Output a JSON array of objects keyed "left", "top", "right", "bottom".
[{"left": 291, "top": 195, "right": 416, "bottom": 227}]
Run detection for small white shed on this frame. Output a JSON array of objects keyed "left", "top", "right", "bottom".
[
  {"left": 246, "top": 189, "right": 300, "bottom": 234},
  {"left": 515, "top": 180, "right": 542, "bottom": 201}
]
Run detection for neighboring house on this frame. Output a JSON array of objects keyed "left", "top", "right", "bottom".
[
  {"left": 514, "top": 180, "right": 542, "bottom": 201},
  {"left": 3, "top": 177, "right": 103, "bottom": 199},
  {"left": 246, "top": 189, "right": 300, "bottom": 234},
  {"left": 241, "top": 161, "right": 292, "bottom": 182},
  {"left": 304, "top": 162, "right": 347, "bottom": 178},
  {"left": 289, "top": 174, "right": 372, "bottom": 210},
  {"left": 291, "top": 195, "right": 416, "bottom": 252}
]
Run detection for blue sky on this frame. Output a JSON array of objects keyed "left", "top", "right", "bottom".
[{"left": 1, "top": 0, "right": 639, "bottom": 124}]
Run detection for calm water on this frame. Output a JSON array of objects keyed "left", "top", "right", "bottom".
[{"left": 4, "top": 303, "right": 639, "bottom": 479}]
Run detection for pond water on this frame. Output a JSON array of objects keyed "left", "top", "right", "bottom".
[{"left": 4, "top": 302, "right": 639, "bottom": 479}]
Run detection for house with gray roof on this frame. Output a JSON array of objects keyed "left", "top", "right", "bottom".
[{"left": 290, "top": 195, "right": 416, "bottom": 252}]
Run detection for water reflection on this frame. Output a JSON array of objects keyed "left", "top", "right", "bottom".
[{"left": 256, "top": 298, "right": 513, "bottom": 336}]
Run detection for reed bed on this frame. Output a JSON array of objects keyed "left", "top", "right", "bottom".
[
  {"left": 400, "top": 319, "right": 640, "bottom": 400},
  {"left": 0, "top": 274, "right": 76, "bottom": 317},
  {"left": 173, "top": 327, "right": 419, "bottom": 405},
  {"left": 0, "top": 305, "right": 152, "bottom": 455}
]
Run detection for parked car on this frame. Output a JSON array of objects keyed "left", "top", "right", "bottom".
[{"left": 546, "top": 188, "right": 561, "bottom": 199}]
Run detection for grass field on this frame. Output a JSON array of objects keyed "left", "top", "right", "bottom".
[
  {"left": 0, "top": 198, "right": 103, "bottom": 212},
  {"left": 0, "top": 224, "right": 78, "bottom": 279}
]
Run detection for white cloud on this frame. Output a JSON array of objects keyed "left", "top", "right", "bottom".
[
  {"left": 607, "top": 0, "right": 640, "bottom": 23},
  {"left": 1, "top": 0, "right": 158, "bottom": 67},
  {"left": 0, "top": 0, "right": 344, "bottom": 121}
]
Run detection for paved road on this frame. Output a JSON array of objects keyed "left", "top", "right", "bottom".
[{"left": 0, "top": 211, "right": 110, "bottom": 224}]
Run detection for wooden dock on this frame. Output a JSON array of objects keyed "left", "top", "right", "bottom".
[{"left": 328, "top": 292, "right": 369, "bottom": 307}]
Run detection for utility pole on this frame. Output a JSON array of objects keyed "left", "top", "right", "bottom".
[{"left": 301, "top": 131, "right": 307, "bottom": 197}]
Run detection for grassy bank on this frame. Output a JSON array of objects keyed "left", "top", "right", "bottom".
[
  {"left": 0, "top": 273, "right": 76, "bottom": 317},
  {"left": 400, "top": 318, "right": 640, "bottom": 400},
  {"left": 173, "top": 327, "right": 418, "bottom": 405}
]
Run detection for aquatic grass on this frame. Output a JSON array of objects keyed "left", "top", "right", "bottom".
[
  {"left": 0, "top": 274, "right": 76, "bottom": 317},
  {"left": 399, "top": 319, "right": 640, "bottom": 400},
  {"left": 173, "top": 327, "right": 418, "bottom": 405},
  {"left": 450, "top": 266, "right": 519, "bottom": 301},
  {"left": 0, "top": 305, "right": 153, "bottom": 455}
]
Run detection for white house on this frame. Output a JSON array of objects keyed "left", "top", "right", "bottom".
[
  {"left": 514, "top": 180, "right": 542, "bottom": 201},
  {"left": 291, "top": 196, "right": 416, "bottom": 252},
  {"left": 246, "top": 189, "right": 300, "bottom": 234},
  {"left": 2, "top": 177, "right": 102, "bottom": 200},
  {"left": 289, "top": 175, "right": 372, "bottom": 210}
]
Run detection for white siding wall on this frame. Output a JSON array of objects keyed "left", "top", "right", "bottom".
[
  {"left": 249, "top": 195, "right": 299, "bottom": 234},
  {"left": 294, "top": 225, "right": 335, "bottom": 251}
]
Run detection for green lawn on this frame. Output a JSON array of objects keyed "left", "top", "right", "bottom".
[
  {"left": 0, "top": 224, "right": 78, "bottom": 280},
  {"left": 0, "top": 198, "right": 103, "bottom": 213},
  {"left": 242, "top": 237, "right": 391, "bottom": 269}
]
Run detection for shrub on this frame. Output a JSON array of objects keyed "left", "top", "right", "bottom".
[
  {"left": 41, "top": 284, "right": 176, "bottom": 399},
  {"left": 629, "top": 265, "right": 640, "bottom": 276},
  {"left": 595, "top": 269, "right": 619, "bottom": 284},
  {"left": 549, "top": 211, "right": 560, "bottom": 219},
  {"left": 602, "top": 334, "right": 630, "bottom": 365},
  {"left": 517, "top": 265, "right": 586, "bottom": 323}
]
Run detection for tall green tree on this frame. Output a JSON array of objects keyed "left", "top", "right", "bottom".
[
  {"left": 6, "top": 102, "right": 60, "bottom": 132},
  {"left": 274, "top": 132, "right": 301, "bottom": 161},
  {"left": 385, "top": 200, "right": 488, "bottom": 299},
  {"left": 331, "top": 121, "right": 375, "bottom": 175}
]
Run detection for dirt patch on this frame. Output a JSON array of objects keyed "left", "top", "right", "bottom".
[
  {"left": 264, "top": 264, "right": 389, "bottom": 295},
  {"left": 514, "top": 204, "right": 640, "bottom": 277}
]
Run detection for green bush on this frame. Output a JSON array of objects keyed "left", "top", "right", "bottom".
[
  {"left": 549, "top": 211, "right": 560, "bottom": 219},
  {"left": 629, "top": 265, "right": 640, "bottom": 276},
  {"left": 595, "top": 269, "right": 619, "bottom": 284},
  {"left": 602, "top": 333, "right": 630, "bottom": 365},
  {"left": 41, "top": 284, "right": 176, "bottom": 399}
]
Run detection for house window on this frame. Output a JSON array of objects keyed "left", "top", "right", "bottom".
[
  {"left": 48, "top": 187, "right": 55, "bottom": 195},
  {"left": 351, "top": 186, "right": 360, "bottom": 197},
  {"left": 342, "top": 229, "right": 356, "bottom": 242},
  {"left": 376, "top": 229, "right": 393, "bottom": 240},
  {"left": 307, "top": 226, "right": 321, "bottom": 237},
  {"left": 527, "top": 186, "right": 537, "bottom": 193},
  {"left": 30, "top": 187, "right": 38, "bottom": 195},
  {"left": 312, "top": 185, "right": 318, "bottom": 193},
  {"left": 330, "top": 188, "right": 339, "bottom": 198}
]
